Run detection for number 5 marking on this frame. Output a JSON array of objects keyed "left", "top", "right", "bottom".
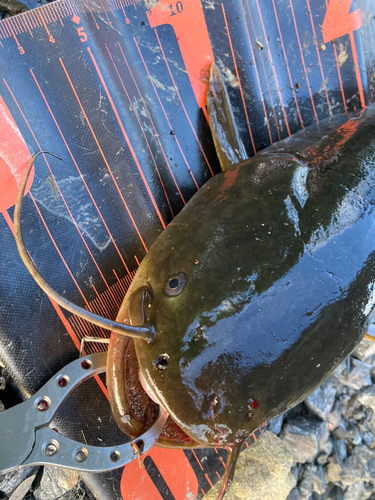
[{"left": 77, "top": 26, "right": 87, "bottom": 43}]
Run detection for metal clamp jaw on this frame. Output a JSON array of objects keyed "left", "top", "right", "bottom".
[{"left": 0, "top": 352, "right": 168, "bottom": 474}]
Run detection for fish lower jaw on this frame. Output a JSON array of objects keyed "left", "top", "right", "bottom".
[{"left": 138, "top": 368, "right": 167, "bottom": 409}]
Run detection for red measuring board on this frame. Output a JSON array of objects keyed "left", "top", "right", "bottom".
[{"left": 0, "top": 0, "right": 374, "bottom": 498}]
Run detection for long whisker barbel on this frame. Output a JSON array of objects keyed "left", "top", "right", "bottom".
[{"left": 14, "top": 151, "right": 155, "bottom": 343}]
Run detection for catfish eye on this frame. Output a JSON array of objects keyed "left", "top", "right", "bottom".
[
  {"left": 154, "top": 354, "right": 169, "bottom": 370},
  {"left": 164, "top": 273, "right": 185, "bottom": 296}
]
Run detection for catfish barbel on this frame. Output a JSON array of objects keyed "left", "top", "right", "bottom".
[{"left": 15, "top": 64, "right": 375, "bottom": 499}]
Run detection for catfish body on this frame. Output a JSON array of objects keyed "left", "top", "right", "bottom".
[{"left": 107, "top": 106, "right": 375, "bottom": 450}]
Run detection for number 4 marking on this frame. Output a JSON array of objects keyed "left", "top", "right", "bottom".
[{"left": 322, "top": 0, "right": 362, "bottom": 43}]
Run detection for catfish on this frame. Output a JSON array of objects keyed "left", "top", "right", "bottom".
[{"left": 15, "top": 64, "right": 375, "bottom": 499}]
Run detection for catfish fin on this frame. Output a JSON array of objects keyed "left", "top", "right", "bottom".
[
  {"left": 215, "top": 441, "right": 243, "bottom": 500},
  {"left": 207, "top": 63, "right": 248, "bottom": 172}
]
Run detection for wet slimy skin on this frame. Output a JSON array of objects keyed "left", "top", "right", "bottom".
[
  {"left": 13, "top": 63, "right": 375, "bottom": 499},
  {"left": 107, "top": 104, "right": 375, "bottom": 457}
]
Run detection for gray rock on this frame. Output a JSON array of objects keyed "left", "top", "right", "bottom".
[
  {"left": 0, "top": 400, "right": 4, "bottom": 412},
  {"left": 333, "top": 440, "right": 347, "bottom": 462},
  {"left": 342, "top": 393, "right": 362, "bottom": 420},
  {"left": 325, "top": 487, "right": 345, "bottom": 500},
  {"left": 352, "top": 338, "right": 375, "bottom": 362},
  {"left": 343, "top": 482, "right": 375, "bottom": 500},
  {"left": 287, "top": 488, "right": 300, "bottom": 500},
  {"left": 325, "top": 455, "right": 344, "bottom": 485},
  {"left": 299, "top": 464, "right": 318, "bottom": 498},
  {"left": 268, "top": 414, "right": 284, "bottom": 436},
  {"left": 328, "top": 410, "right": 342, "bottom": 432},
  {"left": 359, "top": 386, "right": 375, "bottom": 412},
  {"left": 339, "top": 359, "right": 372, "bottom": 390},
  {"left": 203, "top": 431, "right": 295, "bottom": 500},
  {"left": 361, "top": 432, "right": 374, "bottom": 447},
  {"left": 34, "top": 466, "right": 80, "bottom": 500},
  {"left": 353, "top": 411, "right": 366, "bottom": 421},
  {"left": 0, "top": 466, "right": 39, "bottom": 495},
  {"left": 352, "top": 427, "right": 362, "bottom": 446},
  {"left": 305, "top": 384, "right": 336, "bottom": 421},
  {"left": 316, "top": 452, "right": 330, "bottom": 466},
  {"left": 313, "top": 465, "right": 326, "bottom": 495},
  {"left": 281, "top": 416, "right": 329, "bottom": 465},
  {"left": 0, "top": 367, "right": 6, "bottom": 391},
  {"left": 322, "top": 438, "right": 333, "bottom": 457},
  {"left": 340, "top": 445, "right": 375, "bottom": 487}
]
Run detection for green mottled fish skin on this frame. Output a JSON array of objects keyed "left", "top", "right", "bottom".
[{"left": 108, "top": 106, "right": 375, "bottom": 448}]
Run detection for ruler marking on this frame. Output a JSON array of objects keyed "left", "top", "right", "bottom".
[
  {"left": 46, "top": 5, "right": 55, "bottom": 22},
  {"left": 5, "top": 18, "right": 20, "bottom": 46},
  {"left": 53, "top": 3, "right": 64, "bottom": 26},
  {"left": 29, "top": 69, "right": 121, "bottom": 307},
  {"left": 272, "top": 0, "right": 305, "bottom": 128},
  {"left": 4, "top": 21, "right": 13, "bottom": 38},
  {"left": 113, "top": 269, "right": 128, "bottom": 296},
  {"left": 109, "top": 280, "right": 123, "bottom": 304},
  {"left": 349, "top": 31, "right": 365, "bottom": 108},
  {"left": 134, "top": 37, "right": 199, "bottom": 191},
  {"left": 246, "top": 0, "right": 281, "bottom": 140},
  {"left": 270, "top": 0, "right": 304, "bottom": 128},
  {"left": 97, "top": 0, "right": 112, "bottom": 25},
  {"left": 10, "top": 18, "right": 19, "bottom": 36},
  {"left": 25, "top": 11, "right": 35, "bottom": 29},
  {"left": 117, "top": 41, "right": 186, "bottom": 205},
  {"left": 154, "top": 29, "right": 215, "bottom": 176},
  {"left": 37, "top": 9, "right": 51, "bottom": 36},
  {"left": 30, "top": 11, "right": 39, "bottom": 28},
  {"left": 33, "top": 10, "right": 41, "bottom": 27},
  {"left": 66, "top": 0, "right": 76, "bottom": 15},
  {"left": 42, "top": 6, "right": 52, "bottom": 23},
  {"left": 191, "top": 450, "right": 204, "bottom": 471},
  {"left": 254, "top": 0, "right": 291, "bottom": 135},
  {"left": 51, "top": 4, "right": 59, "bottom": 22},
  {"left": 3, "top": 78, "right": 96, "bottom": 311},
  {"left": 89, "top": 10, "right": 100, "bottom": 29},
  {"left": 99, "top": 284, "right": 116, "bottom": 314},
  {"left": 221, "top": 3, "right": 256, "bottom": 154},
  {"left": 24, "top": 63, "right": 132, "bottom": 276},
  {"left": 306, "top": 0, "right": 331, "bottom": 113},
  {"left": 239, "top": 0, "right": 272, "bottom": 143},
  {"left": 13, "top": 17, "right": 22, "bottom": 34},
  {"left": 105, "top": 44, "right": 174, "bottom": 218},
  {"left": 71, "top": 313, "right": 93, "bottom": 340},
  {"left": 57, "top": 2, "right": 68, "bottom": 17},
  {"left": 29, "top": 193, "right": 92, "bottom": 309},
  {"left": 87, "top": 46, "right": 166, "bottom": 229},
  {"left": 47, "top": 5, "right": 56, "bottom": 22},
  {"left": 92, "top": 285, "right": 112, "bottom": 320},
  {"left": 0, "top": 23, "right": 9, "bottom": 39},
  {"left": 59, "top": 57, "right": 148, "bottom": 253},
  {"left": 118, "top": 0, "right": 128, "bottom": 23},
  {"left": 288, "top": 0, "right": 319, "bottom": 122},
  {"left": 21, "top": 16, "right": 33, "bottom": 37},
  {"left": 55, "top": 2, "right": 64, "bottom": 19}
]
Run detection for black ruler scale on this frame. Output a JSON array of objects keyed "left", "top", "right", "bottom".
[{"left": 0, "top": 0, "right": 374, "bottom": 498}]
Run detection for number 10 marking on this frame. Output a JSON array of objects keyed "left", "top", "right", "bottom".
[{"left": 168, "top": 1, "right": 184, "bottom": 16}]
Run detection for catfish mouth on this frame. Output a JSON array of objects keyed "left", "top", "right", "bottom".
[{"left": 109, "top": 334, "right": 198, "bottom": 448}]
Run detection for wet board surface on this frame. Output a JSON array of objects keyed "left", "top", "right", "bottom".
[{"left": 0, "top": 0, "right": 374, "bottom": 498}]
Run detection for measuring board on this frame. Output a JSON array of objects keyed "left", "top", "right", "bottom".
[{"left": 0, "top": 0, "right": 374, "bottom": 498}]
